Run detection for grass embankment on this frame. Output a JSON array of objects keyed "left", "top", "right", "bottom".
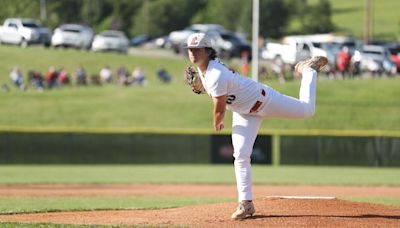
[
  {"left": 294, "top": 0, "right": 400, "bottom": 40},
  {"left": 1, "top": 46, "right": 399, "bottom": 131}
]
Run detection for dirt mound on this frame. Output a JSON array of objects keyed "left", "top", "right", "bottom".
[{"left": 1, "top": 198, "right": 399, "bottom": 227}]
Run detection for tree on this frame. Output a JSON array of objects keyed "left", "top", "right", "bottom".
[
  {"left": 259, "top": 0, "right": 291, "bottom": 38},
  {"left": 301, "top": 0, "right": 335, "bottom": 33},
  {"left": 33, "top": 0, "right": 110, "bottom": 29},
  {"left": 130, "top": 0, "right": 207, "bottom": 37},
  {"left": 192, "top": 0, "right": 290, "bottom": 39},
  {"left": 0, "top": 0, "right": 335, "bottom": 40},
  {"left": 81, "top": 0, "right": 109, "bottom": 28},
  {"left": 0, "top": 0, "right": 40, "bottom": 22},
  {"left": 191, "top": 0, "right": 249, "bottom": 32},
  {"left": 107, "top": 0, "right": 141, "bottom": 32}
]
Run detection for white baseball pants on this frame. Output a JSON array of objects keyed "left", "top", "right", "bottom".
[{"left": 232, "top": 69, "right": 317, "bottom": 201}]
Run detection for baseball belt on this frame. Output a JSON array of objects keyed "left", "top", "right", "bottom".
[{"left": 249, "top": 89, "right": 266, "bottom": 113}]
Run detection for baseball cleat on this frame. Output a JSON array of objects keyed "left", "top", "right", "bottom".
[
  {"left": 231, "top": 200, "right": 255, "bottom": 219},
  {"left": 295, "top": 56, "right": 328, "bottom": 73}
]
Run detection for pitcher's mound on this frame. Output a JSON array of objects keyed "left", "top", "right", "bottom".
[{"left": 1, "top": 198, "right": 399, "bottom": 227}]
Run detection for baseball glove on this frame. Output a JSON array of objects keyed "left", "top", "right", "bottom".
[{"left": 185, "top": 66, "right": 205, "bottom": 94}]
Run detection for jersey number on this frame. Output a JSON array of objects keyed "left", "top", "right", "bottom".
[{"left": 226, "top": 95, "right": 236, "bottom": 104}]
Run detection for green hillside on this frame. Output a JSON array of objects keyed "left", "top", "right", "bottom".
[
  {"left": 308, "top": 0, "right": 400, "bottom": 40},
  {"left": 1, "top": 46, "right": 399, "bottom": 131}
]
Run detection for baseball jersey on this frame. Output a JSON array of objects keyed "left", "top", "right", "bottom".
[{"left": 197, "top": 59, "right": 264, "bottom": 114}]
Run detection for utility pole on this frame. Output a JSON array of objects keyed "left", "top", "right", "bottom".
[
  {"left": 40, "top": 0, "right": 47, "bottom": 21},
  {"left": 251, "top": 0, "right": 259, "bottom": 82},
  {"left": 143, "top": 0, "right": 149, "bottom": 35},
  {"left": 364, "top": 0, "right": 373, "bottom": 44}
]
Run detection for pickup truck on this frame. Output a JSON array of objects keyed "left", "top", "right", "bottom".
[
  {"left": 0, "top": 18, "right": 51, "bottom": 47},
  {"left": 261, "top": 36, "right": 327, "bottom": 66}
]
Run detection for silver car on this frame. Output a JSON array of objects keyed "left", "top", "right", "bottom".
[
  {"left": 359, "top": 45, "right": 397, "bottom": 75},
  {"left": 91, "top": 30, "right": 129, "bottom": 53},
  {"left": 51, "top": 24, "right": 94, "bottom": 49}
]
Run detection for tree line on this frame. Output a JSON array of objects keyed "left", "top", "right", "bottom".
[{"left": 0, "top": 0, "right": 335, "bottom": 39}]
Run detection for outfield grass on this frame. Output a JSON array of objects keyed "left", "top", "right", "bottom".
[{"left": 0, "top": 165, "right": 399, "bottom": 186}]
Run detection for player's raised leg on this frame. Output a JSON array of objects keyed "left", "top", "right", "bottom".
[{"left": 259, "top": 56, "right": 327, "bottom": 119}]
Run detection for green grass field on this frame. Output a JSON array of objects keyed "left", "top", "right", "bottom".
[
  {"left": 1, "top": 46, "right": 399, "bottom": 131},
  {"left": 1, "top": 165, "right": 399, "bottom": 186}
]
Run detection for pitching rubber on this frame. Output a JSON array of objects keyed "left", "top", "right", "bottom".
[{"left": 265, "top": 196, "right": 336, "bottom": 200}]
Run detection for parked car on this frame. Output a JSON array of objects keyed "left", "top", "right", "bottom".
[
  {"left": 51, "top": 24, "right": 94, "bottom": 49},
  {"left": 261, "top": 35, "right": 326, "bottom": 66},
  {"left": 284, "top": 34, "right": 357, "bottom": 71},
  {"left": 0, "top": 18, "right": 51, "bottom": 47},
  {"left": 169, "top": 24, "right": 249, "bottom": 59},
  {"left": 130, "top": 34, "right": 153, "bottom": 47},
  {"left": 210, "top": 31, "right": 251, "bottom": 60},
  {"left": 153, "top": 35, "right": 171, "bottom": 48},
  {"left": 91, "top": 30, "right": 129, "bottom": 53},
  {"left": 358, "top": 45, "right": 397, "bottom": 75}
]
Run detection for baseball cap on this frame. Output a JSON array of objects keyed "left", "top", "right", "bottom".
[{"left": 184, "top": 33, "right": 212, "bottom": 48}]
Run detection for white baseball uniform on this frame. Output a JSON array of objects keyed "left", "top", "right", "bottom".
[{"left": 198, "top": 59, "right": 317, "bottom": 201}]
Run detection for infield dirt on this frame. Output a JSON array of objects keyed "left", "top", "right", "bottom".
[{"left": 0, "top": 184, "right": 399, "bottom": 227}]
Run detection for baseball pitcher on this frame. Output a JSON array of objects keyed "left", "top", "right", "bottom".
[{"left": 184, "top": 33, "right": 327, "bottom": 219}]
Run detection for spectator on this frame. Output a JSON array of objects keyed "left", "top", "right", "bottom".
[
  {"left": 258, "top": 66, "right": 268, "bottom": 80},
  {"left": 240, "top": 62, "right": 250, "bottom": 76},
  {"left": 1, "top": 84, "right": 10, "bottom": 93},
  {"left": 75, "top": 64, "right": 87, "bottom": 86},
  {"left": 271, "top": 57, "right": 285, "bottom": 84},
  {"left": 28, "top": 70, "right": 44, "bottom": 92},
  {"left": 9, "top": 66, "right": 26, "bottom": 90},
  {"left": 100, "top": 65, "right": 113, "bottom": 84},
  {"left": 156, "top": 67, "right": 172, "bottom": 83},
  {"left": 351, "top": 50, "right": 362, "bottom": 76},
  {"left": 336, "top": 46, "right": 352, "bottom": 78},
  {"left": 90, "top": 74, "right": 102, "bottom": 86},
  {"left": 130, "top": 67, "right": 147, "bottom": 86},
  {"left": 117, "top": 66, "right": 129, "bottom": 86},
  {"left": 58, "top": 67, "right": 70, "bottom": 86},
  {"left": 45, "top": 66, "right": 58, "bottom": 89}
]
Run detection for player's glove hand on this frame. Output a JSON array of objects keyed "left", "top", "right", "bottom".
[{"left": 185, "top": 66, "right": 205, "bottom": 94}]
